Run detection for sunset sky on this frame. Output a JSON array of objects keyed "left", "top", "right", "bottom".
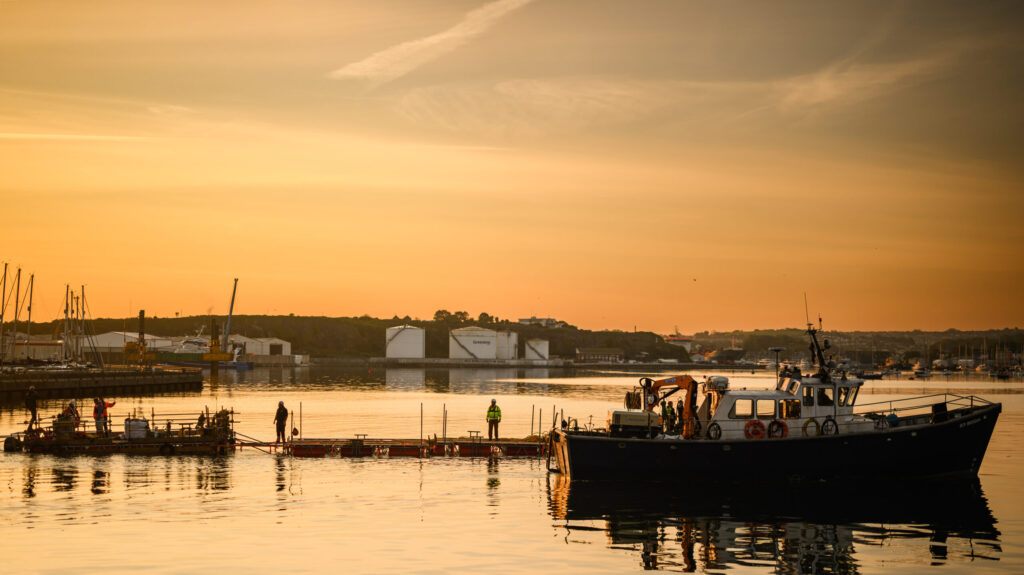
[{"left": 1, "top": 1, "right": 1022, "bottom": 333}]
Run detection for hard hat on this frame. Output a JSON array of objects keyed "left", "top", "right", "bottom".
[
  {"left": 70, "top": 399, "right": 76, "bottom": 406},
  {"left": 491, "top": 398, "right": 496, "bottom": 403},
  {"left": 279, "top": 401, "right": 284, "bottom": 407}
]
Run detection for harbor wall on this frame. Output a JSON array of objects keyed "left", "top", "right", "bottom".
[{"left": 0, "top": 368, "right": 204, "bottom": 402}]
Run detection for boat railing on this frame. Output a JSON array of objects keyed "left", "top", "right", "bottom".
[{"left": 855, "top": 393, "right": 992, "bottom": 418}]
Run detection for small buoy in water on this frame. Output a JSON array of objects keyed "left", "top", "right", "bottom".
[{"left": 292, "top": 427, "right": 299, "bottom": 436}]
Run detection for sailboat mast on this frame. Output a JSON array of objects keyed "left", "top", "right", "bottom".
[
  {"left": 12, "top": 267, "right": 20, "bottom": 361},
  {"left": 63, "top": 284, "right": 70, "bottom": 361},
  {"left": 26, "top": 274, "right": 33, "bottom": 360},
  {"left": 0, "top": 263, "right": 6, "bottom": 365}
]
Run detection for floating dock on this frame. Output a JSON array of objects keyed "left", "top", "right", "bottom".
[
  {"left": 239, "top": 437, "right": 546, "bottom": 458},
  {"left": 0, "top": 367, "right": 203, "bottom": 402}
]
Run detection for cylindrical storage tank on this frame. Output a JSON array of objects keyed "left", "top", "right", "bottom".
[
  {"left": 496, "top": 331, "right": 518, "bottom": 360},
  {"left": 386, "top": 325, "right": 426, "bottom": 359},
  {"left": 449, "top": 327, "right": 497, "bottom": 360},
  {"left": 524, "top": 338, "right": 549, "bottom": 360}
]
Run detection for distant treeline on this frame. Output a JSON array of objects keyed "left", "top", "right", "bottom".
[
  {"left": 5, "top": 315, "right": 1022, "bottom": 361},
  {"left": 5, "top": 314, "right": 690, "bottom": 360}
]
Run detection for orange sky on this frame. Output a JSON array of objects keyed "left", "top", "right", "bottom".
[{"left": 1, "top": 1, "right": 1022, "bottom": 333}]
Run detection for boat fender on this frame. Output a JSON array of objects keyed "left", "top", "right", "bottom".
[
  {"left": 706, "top": 422, "right": 722, "bottom": 440},
  {"left": 744, "top": 420, "right": 766, "bottom": 440},
  {"left": 768, "top": 419, "right": 788, "bottom": 439},
  {"left": 802, "top": 418, "right": 820, "bottom": 437},
  {"left": 821, "top": 417, "right": 839, "bottom": 435},
  {"left": 691, "top": 420, "right": 702, "bottom": 439}
]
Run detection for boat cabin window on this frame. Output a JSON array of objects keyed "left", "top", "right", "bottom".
[
  {"left": 848, "top": 387, "right": 859, "bottom": 406},
  {"left": 802, "top": 387, "right": 815, "bottom": 407},
  {"left": 785, "top": 379, "right": 799, "bottom": 394},
  {"left": 730, "top": 399, "right": 754, "bottom": 419},
  {"left": 817, "top": 387, "right": 834, "bottom": 406},
  {"left": 756, "top": 400, "right": 776, "bottom": 419},
  {"left": 838, "top": 387, "right": 851, "bottom": 407},
  {"left": 780, "top": 399, "right": 801, "bottom": 419}
]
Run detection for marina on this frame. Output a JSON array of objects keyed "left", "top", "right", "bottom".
[{"left": 2, "top": 365, "right": 1022, "bottom": 574}]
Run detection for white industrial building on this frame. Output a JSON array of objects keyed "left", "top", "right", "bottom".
[
  {"left": 87, "top": 332, "right": 174, "bottom": 353},
  {"left": 449, "top": 327, "right": 497, "bottom": 360},
  {"left": 496, "top": 331, "right": 518, "bottom": 360},
  {"left": 524, "top": 338, "right": 550, "bottom": 360},
  {"left": 385, "top": 325, "right": 426, "bottom": 359}
]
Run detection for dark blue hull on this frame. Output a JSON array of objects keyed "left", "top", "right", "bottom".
[{"left": 552, "top": 403, "right": 1000, "bottom": 481}]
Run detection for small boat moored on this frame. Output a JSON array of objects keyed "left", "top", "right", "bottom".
[{"left": 551, "top": 323, "right": 1001, "bottom": 482}]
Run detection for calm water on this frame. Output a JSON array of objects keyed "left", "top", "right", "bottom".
[{"left": 2, "top": 367, "right": 1023, "bottom": 574}]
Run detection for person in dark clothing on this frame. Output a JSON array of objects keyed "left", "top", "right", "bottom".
[
  {"left": 273, "top": 402, "right": 289, "bottom": 443},
  {"left": 25, "top": 386, "right": 39, "bottom": 430}
]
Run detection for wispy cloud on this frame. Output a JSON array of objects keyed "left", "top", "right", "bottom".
[
  {"left": 328, "top": 0, "right": 535, "bottom": 87},
  {"left": 777, "top": 50, "right": 960, "bottom": 109}
]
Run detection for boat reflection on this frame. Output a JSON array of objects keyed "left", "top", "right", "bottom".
[{"left": 549, "top": 476, "right": 1001, "bottom": 572}]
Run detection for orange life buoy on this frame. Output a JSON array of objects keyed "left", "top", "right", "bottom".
[
  {"left": 744, "top": 420, "right": 766, "bottom": 439},
  {"left": 768, "top": 419, "right": 789, "bottom": 438}
]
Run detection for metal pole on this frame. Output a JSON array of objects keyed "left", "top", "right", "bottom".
[
  {"left": 12, "top": 267, "right": 19, "bottom": 361},
  {"left": 530, "top": 405, "right": 535, "bottom": 438},
  {"left": 420, "top": 402, "right": 424, "bottom": 451},
  {"left": 442, "top": 403, "right": 446, "bottom": 444},
  {"left": 25, "top": 274, "right": 33, "bottom": 361},
  {"left": 0, "top": 263, "right": 7, "bottom": 365},
  {"left": 300, "top": 401, "right": 303, "bottom": 440},
  {"left": 538, "top": 409, "right": 541, "bottom": 437}
]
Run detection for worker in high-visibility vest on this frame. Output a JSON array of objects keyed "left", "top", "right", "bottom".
[
  {"left": 93, "top": 397, "right": 116, "bottom": 436},
  {"left": 486, "top": 399, "right": 502, "bottom": 440}
]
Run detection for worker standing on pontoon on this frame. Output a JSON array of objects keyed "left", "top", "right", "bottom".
[
  {"left": 24, "top": 386, "right": 39, "bottom": 430},
  {"left": 273, "top": 401, "right": 289, "bottom": 443},
  {"left": 486, "top": 399, "right": 502, "bottom": 440},
  {"left": 93, "top": 398, "right": 115, "bottom": 435}
]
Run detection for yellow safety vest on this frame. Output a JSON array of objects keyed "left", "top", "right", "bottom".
[{"left": 486, "top": 406, "right": 502, "bottom": 421}]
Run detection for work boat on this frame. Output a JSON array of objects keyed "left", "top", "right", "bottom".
[{"left": 551, "top": 326, "right": 1001, "bottom": 481}]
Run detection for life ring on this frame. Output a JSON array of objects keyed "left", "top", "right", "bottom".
[
  {"left": 744, "top": 420, "right": 766, "bottom": 440},
  {"left": 768, "top": 419, "right": 789, "bottom": 438},
  {"left": 802, "top": 418, "right": 820, "bottom": 437},
  {"left": 706, "top": 422, "right": 722, "bottom": 440},
  {"left": 821, "top": 417, "right": 839, "bottom": 435}
]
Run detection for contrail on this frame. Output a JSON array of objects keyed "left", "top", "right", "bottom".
[{"left": 328, "top": 0, "right": 535, "bottom": 86}]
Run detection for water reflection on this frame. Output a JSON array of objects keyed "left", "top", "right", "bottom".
[
  {"left": 91, "top": 469, "right": 108, "bottom": 494},
  {"left": 52, "top": 466, "right": 76, "bottom": 492},
  {"left": 549, "top": 476, "right": 1001, "bottom": 572},
  {"left": 195, "top": 457, "right": 231, "bottom": 492}
]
